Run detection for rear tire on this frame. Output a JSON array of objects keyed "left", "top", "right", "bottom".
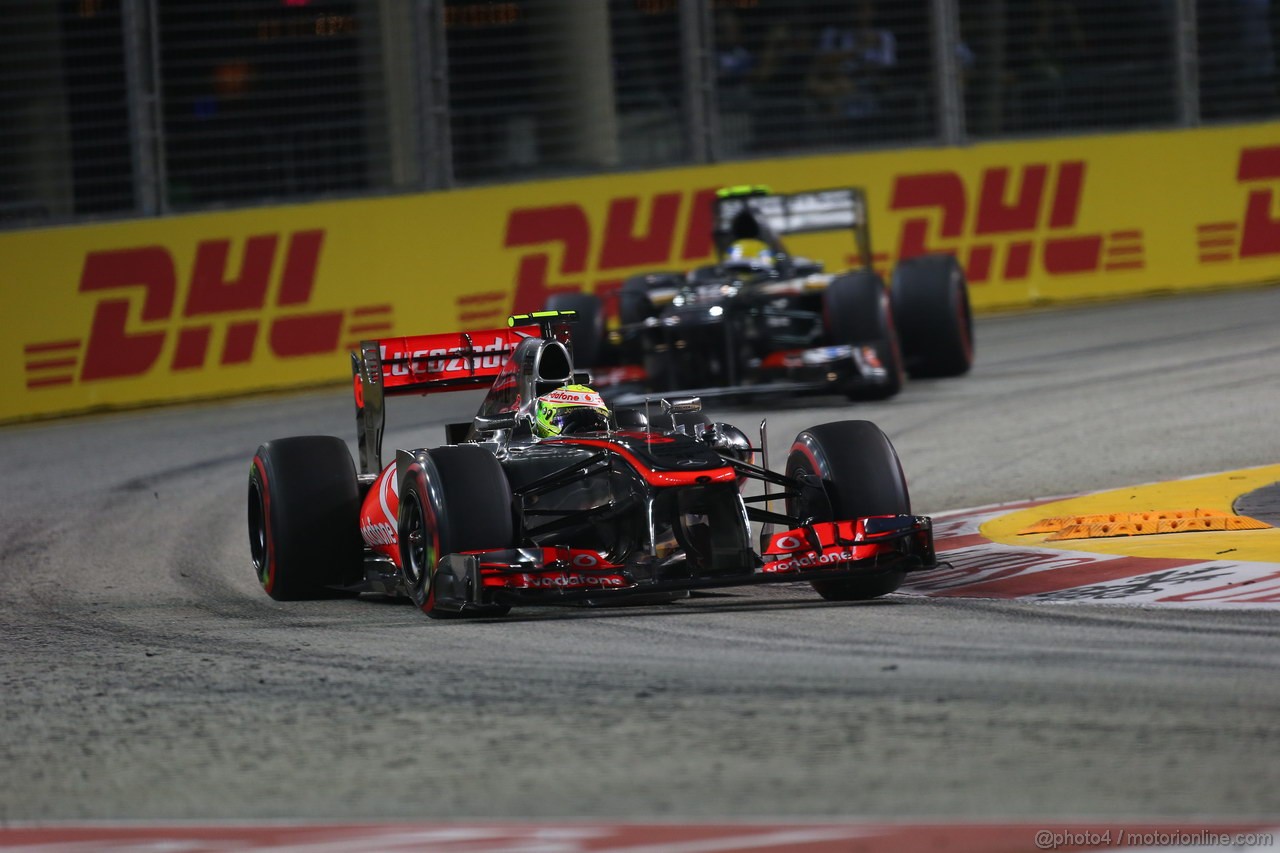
[
  {"left": 248, "top": 436, "right": 363, "bottom": 601},
  {"left": 399, "top": 445, "right": 515, "bottom": 619},
  {"left": 785, "top": 421, "right": 910, "bottom": 601},
  {"left": 890, "top": 253, "right": 973, "bottom": 378},
  {"left": 545, "top": 291, "right": 607, "bottom": 369},
  {"left": 823, "top": 271, "right": 904, "bottom": 400}
]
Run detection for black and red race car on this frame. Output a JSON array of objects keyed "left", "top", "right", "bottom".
[
  {"left": 247, "top": 313, "right": 937, "bottom": 618},
  {"left": 546, "top": 185, "right": 973, "bottom": 403}
]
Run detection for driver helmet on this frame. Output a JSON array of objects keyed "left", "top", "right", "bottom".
[
  {"left": 533, "top": 384, "right": 612, "bottom": 438},
  {"left": 725, "top": 241, "right": 774, "bottom": 271}
]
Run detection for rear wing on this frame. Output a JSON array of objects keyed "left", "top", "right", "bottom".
[
  {"left": 351, "top": 312, "right": 577, "bottom": 475},
  {"left": 353, "top": 326, "right": 538, "bottom": 399},
  {"left": 713, "top": 186, "right": 872, "bottom": 272}
]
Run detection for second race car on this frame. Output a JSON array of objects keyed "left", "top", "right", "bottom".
[{"left": 545, "top": 185, "right": 973, "bottom": 404}]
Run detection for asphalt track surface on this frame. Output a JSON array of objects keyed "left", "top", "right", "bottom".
[{"left": 2, "top": 286, "right": 1278, "bottom": 824}]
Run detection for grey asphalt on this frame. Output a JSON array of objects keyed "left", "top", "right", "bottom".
[{"left": 1, "top": 285, "right": 1277, "bottom": 821}]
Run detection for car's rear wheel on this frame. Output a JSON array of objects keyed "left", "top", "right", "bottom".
[
  {"left": 399, "top": 445, "right": 516, "bottom": 619},
  {"left": 823, "top": 271, "right": 904, "bottom": 400},
  {"left": 785, "top": 420, "right": 910, "bottom": 601},
  {"left": 248, "top": 436, "right": 363, "bottom": 601},
  {"left": 545, "top": 291, "right": 607, "bottom": 369},
  {"left": 890, "top": 253, "right": 973, "bottom": 378}
]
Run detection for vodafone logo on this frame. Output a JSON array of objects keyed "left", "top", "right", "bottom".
[
  {"left": 774, "top": 535, "right": 805, "bottom": 551},
  {"left": 542, "top": 388, "right": 606, "bottom": 407},
  {"left": 362, "top": 521, "right": 397, "bottom": 546},
  {"left": 765, "top": 549, "right": 859, "bottom": 574},
  {"left": 520, "top": 573, "right": 626, "bottom": 589}
]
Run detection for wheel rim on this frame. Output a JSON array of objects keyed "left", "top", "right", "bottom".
[
  {"left": 403, "top": 492, "right": 427, "bottom": 588},
  {"left": 248, "top": 478, "right": 269, "bottom": 585},
  {"left": 785, "top": 459, "right": 823, "bottom": 524}
]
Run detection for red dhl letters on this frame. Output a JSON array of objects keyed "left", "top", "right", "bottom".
[
  {"left": 1197, "top": 144, "right": 1280, "bottom": 264},
  {"left": 495, "top": 187, "right": 719, "bottom": 322},
  {"left": 496, "top": 162, "right": 1154, "bottom": 318},
  {"left": 23, "top": 143, "right": 1276, "bottom": 399},
  {"left": 23, "top": 229, "right": 394, "bottom": 390},
  {"left": 887, "top": 160, "right": 1145, "bottom": 283}
]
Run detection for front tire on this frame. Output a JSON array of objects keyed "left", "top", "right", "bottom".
[
  {"left": 890, "top": 253, "right": 973, "bottom": 378},
  {"left": 620, "top": 272, "right": 679, "bottom": 326},
  {"left": 620, "top": 272, "right": 678, "bottom": 369},
  {"left": 399, "top": 445, "right": 516, "bottom": 619},
  {"left": 248, "top": 436, "right": 363, "bottom": 601},
  {"left": 823, "top": 271, "right": 905, "bottom": 400},
  {"left": 785, "top": 421, "right": 910, "bottom": 601}
]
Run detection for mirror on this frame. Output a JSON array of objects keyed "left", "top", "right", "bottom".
[
  {"left": 474, "top": 412, "right": 517, "bottom": 432},
  {"left": 662, "top": 396, "right": 702, "bottom": 414}
]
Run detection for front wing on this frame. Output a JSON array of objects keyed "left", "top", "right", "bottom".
[{"left": 428, "top": 515, "right": 935, "bottom": 614}]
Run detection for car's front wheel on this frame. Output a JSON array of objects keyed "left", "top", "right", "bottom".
[
  {"left": 785, "top": 420, "right": 911, "bottom": 601},
  {"left": 398, "top": 445, "right": 516, "bottom": 618},
  {"left": 823, "top": 271, "right": 905, "bottom": 400}
]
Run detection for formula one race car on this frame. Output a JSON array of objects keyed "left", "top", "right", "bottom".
[
  {"left": 247, "top": 312, "right": 936, "bottom": 618},
  {"left": 545, "top": 185, "right": 973, "bottom": 403}
]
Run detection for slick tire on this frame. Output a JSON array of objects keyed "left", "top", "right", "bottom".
[
  {"left": 399, "top": 444, "right": 515, "bottom": 619},
  {"left": 620, "top": 272, "right": 678, "bottom": 326},
  {"left": 823, "top": 271, "right": 905, "bottom": 401},
  {"left": 785, "top": 421, "right": 910, "bottom": 601},
  {"left": 248, "top": 436, "right": 363, "bottom": 601},
  {"left": 545, "top": 291, "right": 608, "bottom": 369},
  {"left": 890, "top": 253, "right": 974, "bottom": 378},
  {"left": 620, "top": 272, "right": 678, "bottom": 367}
]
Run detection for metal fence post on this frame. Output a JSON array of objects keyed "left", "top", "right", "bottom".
[
  {"left": 930, "top": 0, "right": 966, "bottom": 146},
  {"left": 679, "top": 0, "right": 715, "bottom": 163},
  {"left": 369, "top": 0, "right": 422, "bottom": 190},
  {"left": 417, "top": 0, "right": 453, "bottom": 189},
  {"left": 1173, "top": 0, "right": 1201, "bottom": 127},
  {"left": 121, "top": 0, "right": 164, "bottom": 216}
]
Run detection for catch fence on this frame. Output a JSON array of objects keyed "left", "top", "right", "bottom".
[{"left": 2, "top": 0, "right": 1276, "bottom": 229}]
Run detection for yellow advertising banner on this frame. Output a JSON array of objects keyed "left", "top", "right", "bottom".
[{"left": 2, "top": 122, "right": 1279, "bottom": 422}]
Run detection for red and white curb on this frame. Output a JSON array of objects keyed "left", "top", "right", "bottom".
[
  {"left": 906, "top": 498, "right": 1280, "bottom": 608},
  {"left": 0, "top": 822, "right": 1274, "bottom": 853}
]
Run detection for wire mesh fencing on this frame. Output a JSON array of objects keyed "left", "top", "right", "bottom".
[
  {"left": 1, "top": 1, "right": 136, "bottom": 224},
  {"left": 960, "top": 0, "right": 1183, "bottom": 137},
  {"left": 1, "top": 0, "right": 1276, "bottom": 231}
]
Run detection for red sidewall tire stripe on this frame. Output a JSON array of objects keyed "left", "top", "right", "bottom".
[
  {"left": 252, "top": 456, "right": 276, "bottom": 595},
  {"left": 419, "top": 489, "right": 442, "bottom": 615}
]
